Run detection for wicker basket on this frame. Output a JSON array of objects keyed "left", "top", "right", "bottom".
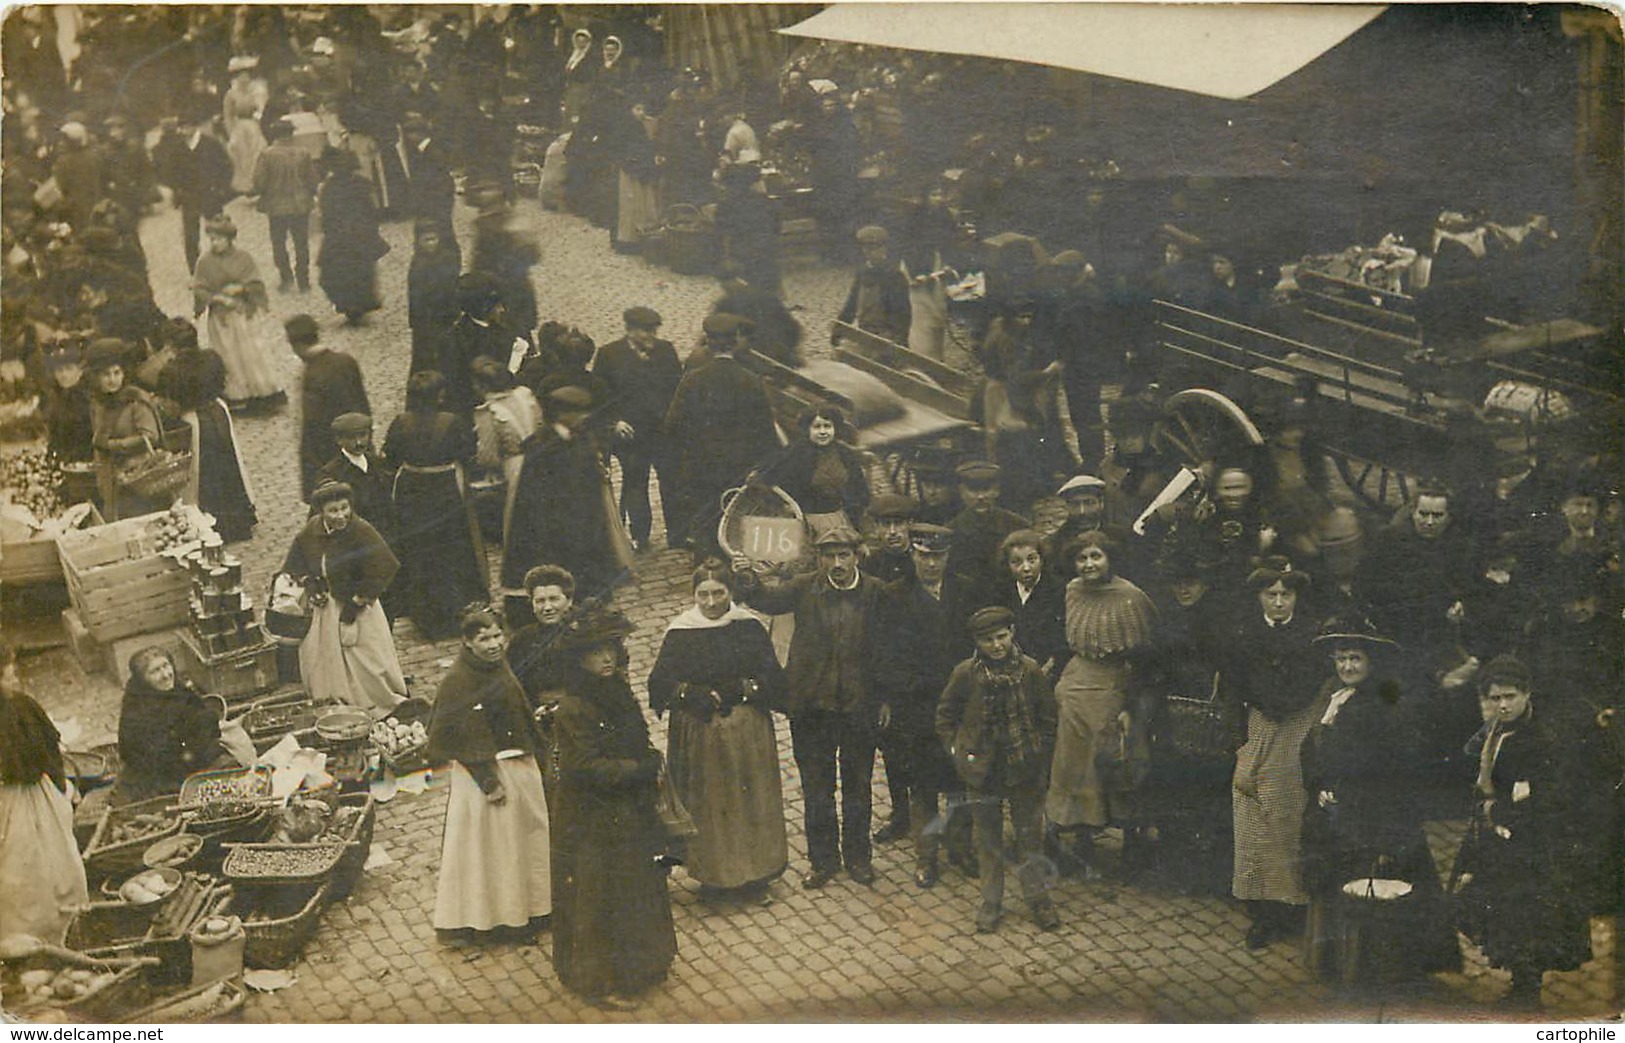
[
  {"left": 84, "top": 795, "right": 185, "bottom": 885},
  {"left": 223, "top": 842, "right": 349, "bottom": 886},
  {"left": 329, "top": 794, "right": 376, "bottom": 900},
  {"left": 717, "top": 483, "right": 815, "bottom": 575},
  {"left": 121, "top": 975, "right": 246, "bottom": 1024},
  {"left": 178, "top": 765, "right": 272, "bottom": 808},
  {"left": 243, "top": 702, "right": 316, "bottom": 744},
  {"left": 230, "top": 880, "right": 331, "bottom": 969},
  {"left": 2, "top": 950, "right": 155, "bottom": 1022},
  {"left": 378, "top": 699, "right": 432, "bottom": 775}
]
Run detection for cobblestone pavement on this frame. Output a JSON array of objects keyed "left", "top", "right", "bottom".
[{"left": 10, "top": 188, "right": 1619, "bottom": 1023}]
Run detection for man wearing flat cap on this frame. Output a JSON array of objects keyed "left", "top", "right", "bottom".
[
  {"left": 250, "top": 116, "right": 318, "bottom": 292},
  {"left": 733, "top": 526, "right": 889, "bottom": 890},
  {"left": 835, "top": 225, "right": 911, "bottom": 347},
  {"left": 661, "top": 317, "right": 777, "bottom": 550},
  {"left": 861, "top": 493, "right": 919, "bottom": 584},
  {"left": 503, "top": 384, "right": 630, "bottom": 617},
  {"left": 871, "top": 522, "right": 973, "bottom": 885},
  {"left": 593, "top": 307, "right": 683, "bottom": 551},
  {"left": 683, "top": 311, "right": 755, "bottom": 374},
  {"left": 316, "top": 413, "right": 398, "bottom": 575},
  {"left": 944, "top": 459, "right": 1031, "bottom": 626}
]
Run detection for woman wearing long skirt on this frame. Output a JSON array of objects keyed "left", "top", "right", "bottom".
[
  {"left": 470, "top": 358, "right": 541, "bottom": 545},
  {"left": 611, "top": 102, "right": 661, "bottom": 251},
  {"left": 1046, "top": 531, "right": 1157, "bottom": 869},
  {"left": 647, "top": 568, "right": 788, "bottom": 893},
  {"left": 408, "top": 220, "right": 462, "bottom": 378},
  {"left": 283, "top": 481, "right": 408, "bottom": 711},
  {"left": 427, "top": 605, "right": 551, "bottom": 944},
  {"left": 552, "top": 608, "right": 676, "bottom": 1009},
  {"left": 1299, "top": 616, "right": 1461, "bottom": 986},
  {"left": 223, "top": 59, "right": 269, "bottom": 195},
  {"left": 317, "top": 150, "right": 388, "bottom": 323},
  {"left": 191, "top": 217, "right": 283, "bottom": 406},
  {"left": 158, "top": 322, "right": 256, "bottom": 542},
  {"left": 84, "top": 340, "right": 164, "bottom": 521},
  {"left": 1228, "top": 556, "right": 1325, "bottom": 949},
  {"left": 383, "top": 372, "right": 489, "bottom": 640},
  {"left": 0, "top": 643, "right": 89, "bottom": 944}
]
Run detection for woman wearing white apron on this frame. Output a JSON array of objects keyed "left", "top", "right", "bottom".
[{"left": 283, "top": 481, "right": 408, "bottom": 711}]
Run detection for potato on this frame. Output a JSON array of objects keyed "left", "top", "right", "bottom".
[{"left": 19, "top": 970, "right": 53, "bottom": 989}]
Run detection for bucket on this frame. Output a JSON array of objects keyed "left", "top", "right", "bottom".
[{"left": 189, "top": 914, "right": 246, "bottom": 985}]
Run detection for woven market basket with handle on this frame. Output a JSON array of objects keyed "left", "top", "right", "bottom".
[{"left": 717, "top": 483, "right": 816, "bottom": 577}]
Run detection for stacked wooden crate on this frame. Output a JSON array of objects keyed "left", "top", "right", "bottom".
[{"left": 57, "top": 512, "right": 190, "bottom": 644}]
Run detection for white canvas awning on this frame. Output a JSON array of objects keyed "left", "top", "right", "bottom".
[{"left": 779, "top": 3, "right": 1387, "bottom": 99}]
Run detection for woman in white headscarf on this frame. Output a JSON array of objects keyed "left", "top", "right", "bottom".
[{"left": 560, "top": 28, "right": 595, "bottom": 123}]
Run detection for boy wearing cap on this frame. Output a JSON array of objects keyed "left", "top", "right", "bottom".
[
  {"left": 937, "top": 605, "right": 1060, "bottom": 932},
  {"left": 835, "top": 226, "right": 911, "bottom": 346},
  {"left": 873, "top": 523, "right": 968, "bottom": 885},
  {"left": 594, "top": 307, "right": 683, "bottom": 551},
  {"left": 733, "top": 527, "right": 887, "bottom": 889}
]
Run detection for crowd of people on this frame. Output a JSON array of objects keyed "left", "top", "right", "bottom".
[{"left": 1, "top": 3, "right": 1621, "bottom": 1019}]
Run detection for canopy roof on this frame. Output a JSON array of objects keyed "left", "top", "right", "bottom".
[{"left": 779, "top": 3, "right": 1386, "bottom": 99}]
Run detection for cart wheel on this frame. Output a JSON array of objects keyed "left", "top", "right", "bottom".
[
  {"left": 1330, "top": 450, "right": 1415, "bottom": 513},
  {"left": 1151, "top": 389, "right": 1265, "bottom": 471}
]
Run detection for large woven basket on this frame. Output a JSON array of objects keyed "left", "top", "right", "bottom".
[
  {"left": 717, "top": 483, "right": 815, "bottom": 576},
  {"left": 84, "top": 794, "right": 185, "bottom": 885},
  {"left": 231, "top": 879, "right": 332, "bottom": 970}
]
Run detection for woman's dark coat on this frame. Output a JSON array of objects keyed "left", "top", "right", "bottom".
[
  {"left": 383, "top": 410, "right": 487, "bottom": 639},
  {"left": 660, "top": 355, "right": 778, "bottom": 545},
  {"left": 551, "top": 670, "right": 676, "bottom": 999},
  {"left": 117, "top": 677, "right": 222, "bottom": 803},
  {"left": 502, "top": 424, "right": 624, "bottom": 603},
  {"left": 317, "top": 171, "right": 388, "bottom": 317},
  {"left": 282, "top": 513, "right": 399, "bottom": 623}
]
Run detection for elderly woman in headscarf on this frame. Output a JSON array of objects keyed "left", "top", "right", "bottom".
[
  {"left": 0, "top": 642, "right": 89, "bottom": 943},
  {"left": 115, "top": 646, "right": 228, "bottom": 804},
  {"left": 191, "top": 215, "right": 284, "bottom": 407},
  {"left": 85, "top": 338, "right": 165, "bottom": 520},
  {"left": 1227, "top": 555, "right": 1324, "bottom": 949},
  {"left": 1045, "top": 529, "right": 1158, "bottom": 876},
  {"left": 1298, "top": 615, "right": 1461, "bottom": 986},
  {"left": 559, "top": 28, "right": 596, "bottom": 124},
  {"left": 282, "top": 481, "right": 408, "bottom": 711}
]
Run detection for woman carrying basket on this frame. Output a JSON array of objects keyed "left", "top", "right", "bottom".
[
  {"left": 1298, "top": 615, "right": 1460, "bottom": 987},
  {"left": 85, "top": 338, "right": 168, "bottom": 520},
  {"left": 282, "top": 481, "right": 408, "bottom": 712}
]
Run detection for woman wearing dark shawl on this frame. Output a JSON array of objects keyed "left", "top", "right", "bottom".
[
  {"left": 647, "top": 568, "right": 788, "bottom": 894},
  {"left": 551, "top": 609, "right": 677, "bottom": 1008},
  {"left": 114, "top": 646, "right": 225, "bottom": 804},
  {"left": 427, "top": 605, "right": 551, "bottom": 944},
  {"left": 317, "top": 149, "right": 388, "bottom": 323},
  {"left": 0, "top": 642, "right": 89, "bottom": 942},
  {"left": 283, "top": 481, "right": 408, "bottom": 710},
  {"left": 191, "top": 216, "right": 283, "bottom": 405}
]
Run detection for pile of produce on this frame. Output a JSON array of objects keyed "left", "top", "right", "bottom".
[
  {"left": 105, "top": 811, "right": 176, "bottom": 848},
  {"left": 180, "top": 766, "right": 269, "bottom": 806},
  {"left": 224, "top": 844, "right": 345, "bottom": 883},
  {"left": 370, "top": 717, "right": 428, "bottom": 759},
  {"left": 0, "top": 447, "right": 66, "bottom": 522},
  {"left": 270, "top": 798, "right": 337, "bottom": 844},
  {"left": 119, "top": 869, "right": 179, "bottom": 906},
  {"left": 1298, "top": 233, "right": 1419, "bottom": 295},
  {"left": 11, "top": 967, "right": 120, "bottom": 1006},
  {"left": 145, "top": 502, "right": 214, "bottom": 556},
  {"left": 140, "top": 977, "right": 242, "bottom": 1021},
  {"left": 187, "top": 799, "right": 260, "bottom": 825},
  {"left": 143, "top": 833, "right": 202, "bottom": 870}
]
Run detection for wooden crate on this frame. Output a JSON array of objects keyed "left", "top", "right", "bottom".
[
  {"left": 58, "top": 512, "right": 190, "bottom": 643},
  {"left": 62, "top": 606, "right": 104, "bottom": 674},
  {"left": 177, "top": 628, "right": 280, "bottom": 702},
  {"left": 1, "top": 504, "right": 103, "bottom": 585}
]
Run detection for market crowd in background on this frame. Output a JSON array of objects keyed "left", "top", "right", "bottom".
[{"left": 0, "top": 3, "right": 1621, "bottom": 1015}]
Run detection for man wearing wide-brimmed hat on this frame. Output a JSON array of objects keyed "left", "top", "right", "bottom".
[{"left": 733, "top": 526, "right": 889, "bottom": 890}]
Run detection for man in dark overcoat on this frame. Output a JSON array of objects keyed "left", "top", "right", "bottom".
[
  {"left": 446, "top": 272, "right": 528, "bottom": 419},
  {"left": 943, "top": 460, "right": 1030, "bottom": 637},
  {"left": 289, "top": 315, "right": 371, "bottom": 501},
  {"left": 592, "top": 306, "right": 682, "bottom": 551},
  {"left": 502, "top": 385, "right": 628, "bottom": 609},
  {"left": 150, "top": 108, "right": 233, "bottom": 273},
  {"left": 734, "top": 527, "right": 888, "bottom": 890},
  {"left": 661, "top": 313, "right": 779, "bottom": 551},
  {"left": 873, "top": 524, "right": 967, "bottom": 887}
]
